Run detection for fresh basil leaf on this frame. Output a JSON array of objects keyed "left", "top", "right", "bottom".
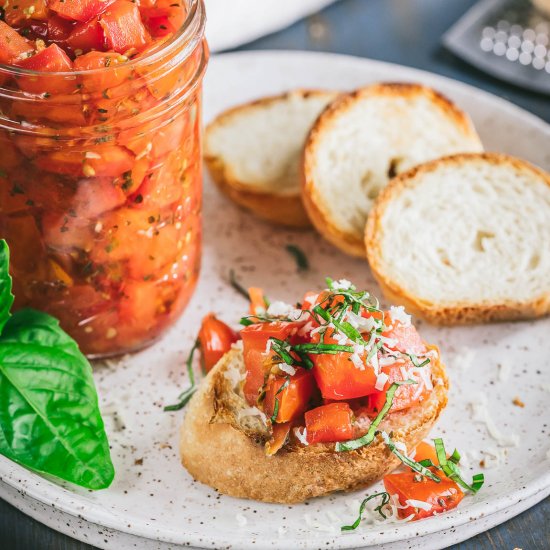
[
  {"left": 0, "top": 240, "right": 14, "bottom": 333},
  {"left": 0, "top": 308, "right": 114, "bottom": 490}
]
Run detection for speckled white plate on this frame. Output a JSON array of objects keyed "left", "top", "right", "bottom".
[{"left": 1, "top": 51, "right": 549, "bottom": 550}]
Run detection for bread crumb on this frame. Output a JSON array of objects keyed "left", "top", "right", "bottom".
[{"left": 512, "top": 397, "right": 525, "bottom": 408}]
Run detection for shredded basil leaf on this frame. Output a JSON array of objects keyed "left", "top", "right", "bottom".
[
  {"left": 433, "top": 438, "right": 485, "bottom": 493},
  {"left": 341, "top": 492, "right": 390, "bottom": 531},
  {"left": 292, "top": 342, "right": 355, "bottom": 354},
  {"left": 408, "top": 353, "right": 431, "bottom": 368},
  {"left": 164, "top": 340, "right": 199, "bottom": 411},
  {"left": 229, "top": 269, "right": 249, "bottom": 300},
  {"left": 336, "top": 380, "right": 416, "bottom": 452},
  {"left": 285, "top": 244, "right": 309, "bottom": 272},
  {"left": 270, "top": 398, "right": 280, "bottom": 422}
]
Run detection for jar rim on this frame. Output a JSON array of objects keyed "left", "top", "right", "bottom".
[{"left": 0, "top": 0, "right": 205, "bottom": 79}]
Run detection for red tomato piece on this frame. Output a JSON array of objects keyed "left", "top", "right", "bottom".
[
  {"left": 47, "top": 15, "right": 74, "bottom": 44},
  {"left": 141, "top": 0, "right": 187, "bottom": 37},
  {"left": 50, "top": 0, "right": 115, "bottom": 23},
  {"left": 264, "top": 369, "right": 315, "bottom": 423},
  {"left": 4, "top": 0, "right": 48, "bottom": 26},
  {"left": 66, "top": 18, "right": 106, "bottom": 53},
  {"left": 240, "top": 321, "right": 302, "bottom": 405},
  {"left": 16, "top": 44, "right": 76, "bottom": 95},
  {"left": 0, "top": 21, "right": 34, "bottom": 65},
  {"left": 99, "top": 1, "right": 150, "bottom": 54},
  {"left": 382, "top": 316, "right": 426, "bottom": 356},
  {"left": 311, "top": 329, "right": 377, "bottom": 400},
  {"left": 305, "top": 402, "right": 354, "bottom": 444},
  {"left": 384, "top": 471, "right": 463, "bottom": 520},
  {"left": 197, "top": 313, "right": 239, "bottom": 373},
  {"left": 71, "top": 177, "right": 126, "bottom": 218},
  {"left": 41, "top": 211, "right": 94, "bottom": 252}
]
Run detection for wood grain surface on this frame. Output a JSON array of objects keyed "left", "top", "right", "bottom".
[{"left": 1, "top": 0, "right": 548, "bottom": 548}]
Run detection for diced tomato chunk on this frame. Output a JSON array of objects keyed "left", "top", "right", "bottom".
[
  {"left": 50, "top": 0, "right": 115, "bottom": 23},
  {"left": 99, "top": 1, "right": 150, "bottom": 54},
  {"left": 73, "top": 50, "right": 131, "bottom": 92},
  {"left": 384, "top": 470, "right": 463, "bottom": 520},
  {"left": 141, "top": 0, "right": 187, "bottom": 37},
  {"left": 47, "top": 16, "right": 74, "bottom": 44},
  {"left": 16, "top": 44, "right": 76, "bottom": 95},
  {"left": 66, "top": 19, "right": 106, "bottom": 53},
  {"left": 4, "top": 0, "right": 48, "bottom": 26},
  {"left": 240, "top": 321, "right": 302, "bottom": 405},
  {"left": 264, "top": 369, "right": 315, "bottom": 423},
  {"left": 311, "top": 329, "right": 377, "bottom": 400},
  {"left": 0, "top": 21, "right": 34, "bottom": 65},
  {"left": 305, "top": 402, "right": 354, "bottom": 444},
  {"left": 197, "top": 313, "right": 239, "bottom": 373}
]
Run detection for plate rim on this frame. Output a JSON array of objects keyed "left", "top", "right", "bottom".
[{"left": 1, "top": 49, "right": 549, "bottom": 549}]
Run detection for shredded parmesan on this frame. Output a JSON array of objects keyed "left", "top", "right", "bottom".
[
  {"left": 375, "top": 372, "right": 389, "bottom": 391},
  {"left": 469, "top": 394, "right": 519, "bottom": 447},
  {"left": 278, "top": 363, "right": 296, "bottom": 376},
  {"left": 389, "top": 306, "right": 411, "bottom": 327},
  {"left": 235, "top": 514, "right": 247, "bottom": 526},
  {"left": 405, "top": 499, "right": 432, "bottom": 511},
  {"left": 294, "top": 427, "right": 308, "bottom": 446},
  {"left": 331, "top": 279, "right": 353, "bottom": 290}
]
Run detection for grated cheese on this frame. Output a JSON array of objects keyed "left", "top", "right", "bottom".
[
  {"left": 278, "top": 363, "right": 296, "bottom": 376},
  {"left": 375, "top": 372, "right": 389, "bottom": 391},
  {"left": 235, "top": 514, "right": 247, "bottom": 526},
  {"left": 405, "top": 499, "right": 432, "bottom": 511},
  {"left": 389, "top": 306, "right": 412, "bottom": 327},
  {"left": 468, "top": 394, "right": 520, "bottom": 447},
  {"left": 331, "top": 279, "right": 353, "bottom": 290},
  {"left": 294, "top": 427, "right": 308, "bottom": 446}
]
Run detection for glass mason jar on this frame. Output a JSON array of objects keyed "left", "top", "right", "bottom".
[{"left": 0, "top": 0, "right": 207, "bottom": 357}]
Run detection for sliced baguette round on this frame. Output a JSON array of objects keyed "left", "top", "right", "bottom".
[
  {"left": 204, "top": 89, "right": 339, "bottom": 228},
  {"left": 366, "top": 153, "right": 550, "bottom": 325},
  {"left": 180, "top": 347, "right": 448, "bottom": 504},
  {"left": 302, "top": 83, "right": 483, "bottom": 256}
]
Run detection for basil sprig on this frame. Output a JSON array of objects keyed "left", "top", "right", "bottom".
[
  {"left": 0, "top": 240, "right": 114, "bottom": 490},
  {"left": 164, "top": 340, "right": 199, "bottom": 411}
]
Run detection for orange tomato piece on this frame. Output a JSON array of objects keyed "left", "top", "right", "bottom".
[
  {"left": 248, "top": 287, "right": 266, "bottom": 315},
  {"left": 66, "top": 18, "right": 106, "bottom": 54},
  {"left": 99, "top": 1, "right": 150, "bottom": 54},
  {"left": 240, "top": 321, "right": 303, "bottom": 405},
  {"left": 197, "top": 314, "right": 239, "bottom": 372},
  {"left": 305, "top": 402, "right": 354, "bottom": 444},
  {"left": 414, "top": 441, "right": 440, "bottom": 466},
  {"left": 265, "top": 422, "right": 292, "bottom": 456},
  {"left": 16, "top": 44, "right": 76, "bottom": 95},
  {"left": 73, "top": 50, "right": 132, "bottom": 92},
  {"left": 4, "top": 0, "right": 48, "bottom": 26},
  {"left": 0, "top": 21, "right": 34, "bottom": 65},
  {"left": 264, "top": 369, "right": 315, "bottom": 423},
  {"left": 383, "top": 470, "right": 463, "bottom": 520}
]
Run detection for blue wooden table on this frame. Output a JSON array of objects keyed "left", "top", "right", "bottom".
[{"left": 1, "top": 0, "right": 548, "bottom": 548}]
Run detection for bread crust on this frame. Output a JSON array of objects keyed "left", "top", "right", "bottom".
[
  {"left": 180, "top": 348, "right": 449, "bottom": 504},
  {"left": 365, "top": 152, "right": 550, "bottom": 325},
  {"left": 302, "top": 83, "right": 483, "bottom": 257},
  {"left": 205, "top": 90, "right": 338, "bottom": 229}
]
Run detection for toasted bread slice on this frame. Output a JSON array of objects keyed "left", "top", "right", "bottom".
[
  {"left": 302, "top": 83, "right": 483, "bottom": 256},
  {"left": 366, "top": 153, "right": 550, "bottom": 325},
  {"left": 180, "top": 347, "right": 448, "bottom": 503},
  {"left": 204, "top": 90, "right": 339, "bottom": 228}
]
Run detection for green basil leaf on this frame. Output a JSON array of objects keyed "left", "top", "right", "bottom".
[
  {"left": 0, "top": 308, "right": 114, "bottom": 490},
  {"left": 0, "top": 240, "right": 14, "bottom": 333}
]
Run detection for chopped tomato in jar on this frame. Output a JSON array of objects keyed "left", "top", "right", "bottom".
[{"left": 0, "top": 0, "right": 207, "bottom": 356}]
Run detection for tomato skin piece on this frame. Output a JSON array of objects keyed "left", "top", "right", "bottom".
[
  {"left": 383, "top": 471, "right": 463, "bottom": 520},
  {"left": 264, "top": 369, "right": 315, "bottom": 423},
  {"left": 66, "top": 18, "right": 106, "bottom": 53},
  {"left": 413, "top": 441, "right": 440, "bottom": 466},
  {"left": 197, "top": 313, "right": 239, "bottom": 373},
  {"left": 16, "top": 44, "right": 76, "bottom": 95},
  {"left": 305, "top": 402, "right": 354, "bottom": 444},
  {"left": 382, "top": 316, "right": 426, "bottom": 356},
  {"left": 4, "top": 0, "right": 49, "bottom": 26},
  {"left": 311, "top": 329, "right": 377, "bottom": 400},
  {"left": 265, "top": 422, "right": 291, "bottom": 456},
  {"left": 99, "top": 1, "right": 150, "bottom": 54},
  {"left": 366, "top": 360, "right": 429, "bottom": 414},
  {"left": 49, "top": 0, "right": 115, "bottom": 23},
  {"left": 240, "top": 321, "right": 302, "bottom": 405},
  {"left": 0, "top": 21, "right": 34, "bottom": 65}
]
